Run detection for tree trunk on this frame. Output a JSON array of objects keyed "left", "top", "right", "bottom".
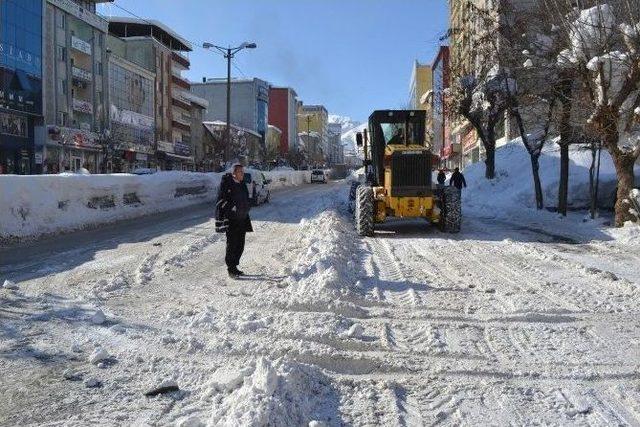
[
  {"left": 530, "top": 154, "right": 544, "bottom": 210},
  {"left": 558, "top": 143, "right": 570, "bottom": 216},
  {"left": 484, "top": 144, "right": 496, "bottom": 179},
  {"left": 611, "top": 152, "right": 637, "bottom": 227},
  {"left": 589, "top": 143, "right": 597, "bottom": 219}
]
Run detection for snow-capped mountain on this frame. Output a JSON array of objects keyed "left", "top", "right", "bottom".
[{"left": 328, "top": 115, "right": 365, "bottom": 155}]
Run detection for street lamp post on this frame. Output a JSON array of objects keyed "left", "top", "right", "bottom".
[{"left": 203, "top": 42, "right": 257, "bottom": 164}]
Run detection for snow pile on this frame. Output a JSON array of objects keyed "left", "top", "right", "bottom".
[
  {"left": 463, "top": 140, "right": 638, "bottom": 212},
  {"left": 264, "top": 169, "right": 311, "bottom": 188},
  {"left": 185, "top": 358, "right": 338, "bottom": 427},
  {"left": 284, "top": 210, "right": 367, "bottom": 317},
  {"left": 0, "top": 172, "right": 220, "bottom": 240},
  {"left": 0, "top": 169, "right": 311, "bottom": 241}
]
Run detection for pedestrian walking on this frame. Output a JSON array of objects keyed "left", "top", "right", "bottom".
[
  {"left": 449, "top": 167, "right": 467, "bottom": 190},
  {"left": 215, "top": 163, "right": 253, "bottom": 278},
  {"left": 437, "top": 169, "right": 446, "bottom": 186}
]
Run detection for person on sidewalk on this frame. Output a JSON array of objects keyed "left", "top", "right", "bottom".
[
  {"left": 216, "top": 163, "right": 253, "bottom": 278},
  {"left": 437, "top": 169, "right": 447, "bottom": 186},
  {"left": 449, "top": 167, "right": 467, "bottom": 191}
]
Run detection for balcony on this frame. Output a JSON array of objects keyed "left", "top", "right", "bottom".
[
  {"left": 172, "top": 118, "right": 191, "bottom": 132},
  {"left": 171, "top": 51, "right": 190, "bottom": 68},
  {"left": 72, "top": 66, "right": 92, "bottom": 82},
  {"left": 72, "top": 98, "right": 93, "bottom": 115},
  {"left": 171, "top": 74, "right": 191, "bottom": 90},
  {"left": 171, "top": 96, "right": 191, "bottom": 111},
  {"left": 71, "top": 36, "right": 92, "bottom": 55}
]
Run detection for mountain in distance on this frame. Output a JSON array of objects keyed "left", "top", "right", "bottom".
[{"left": 328, "top": 115, "right": 365, "bottom": 156}]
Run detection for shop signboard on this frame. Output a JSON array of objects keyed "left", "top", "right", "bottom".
[
  {"left": 71, "top": 36, "right": 92, "bottom": 55},
  {"left": 73, "top": 98, "right": 93, "bottom": 114},
  {"left": 157, "top": 141, "right": 174, "bottom": 153},
  {"left": 110, "top": 106, "right": 154, "bottom": 130},
  {"left": 174, "top": 142, "right": 192, "bottom": 157}
]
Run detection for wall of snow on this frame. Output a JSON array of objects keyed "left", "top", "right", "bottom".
[
  {"left": 463, "top": 141, "right": 639, "bottom": 213},
  {"left": 263, "top": 170, "right": 311, "bottom": 188},
  {"left": 0, "top": 170, "right": 311, "bottom": 241}
]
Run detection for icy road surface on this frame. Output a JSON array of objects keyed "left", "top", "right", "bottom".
[{"left": 1, "top": 182, "right": 639, "bottom": 426}]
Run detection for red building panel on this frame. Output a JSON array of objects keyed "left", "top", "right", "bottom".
[{"left": 268, "top": 88, "right": 290, "bottom": 155}]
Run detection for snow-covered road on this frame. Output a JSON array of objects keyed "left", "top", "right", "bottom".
[{"left": 1, "top": 182, "right": 639, "bottom": 426}]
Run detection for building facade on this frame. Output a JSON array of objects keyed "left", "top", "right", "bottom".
[
  {"left": 327, "top": 122, "right": 342, "bottom": 166},
  {"left": 192, "top": 78, "right": 270, "bottom": 147},
  {"left": 432, "top": 45, "right": 459, "bottom": 169},
  {"left": 297, "top": 104, "right": 328, "bottom": 163},
  {"left": 184, "top": 91, "right": 208, "bottom": 171},
  {"left": 108, "top": 17, "right": 195, "bottom": 170},
  {"left": 268, "top": 86, "right": 298, "bottom": 155},
  {"left": 42, "top": 0, "right": 112, "bottom": 173},
  {"left": 409, "top": 60, "right": 433, "bottom": 148},
  {"left": 0, "top": 0, "right": 44, "bottom": 174},
  {"left": 106, "top": 47, "right": 155, "bottom": 172}
]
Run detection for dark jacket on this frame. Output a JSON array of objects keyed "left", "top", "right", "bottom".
[
  {"left": 437, "top": 171, "right": 446, "bottom": 185},
  {"left": 449, "top": 171, "right": 467, "bottom": 190},
  {"left": 216, "top": 173, "right": 253, "bottom": 232}
]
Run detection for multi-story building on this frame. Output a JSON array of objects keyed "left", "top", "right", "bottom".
[
  {"left": 0, "top": 0, "right": 45, "bottom": 174},
  {"left": 268, "top": 87, "right": 298, "bottom": 155},
  {"left": 409, "top": 60, "right": 433, "bottom": 148},
  {"left": 297, "top": 104, "right": 328, "bottom": 163},
  {"left": 42, "top": 0, "right": 112, "bottom": 173},
  {"left": 327, "top": 122, "right": 342, "bottom": 166},
  {"left": 448, "top": 0, "right": 535, "bottom": 167},
  {"left": 106, "top": 35, "right": 155, "bottom": 172},
  {"left": 183, "top": 91, "right": 209, "bottom": 172},
  {"left": 108, "top": 17, "right": 195, "bottom": 170},
  {"left": 192, "top": 78, "right": 270, "bottom": 148},
  {"left": 202, "top": 121, "right": 263, "bottom": 166},
  {"left": 266, "top": 124, "right": 282, "bottom": 164},
  {"left": 432, "top": 45, "right": 459, "bottom": 169}
]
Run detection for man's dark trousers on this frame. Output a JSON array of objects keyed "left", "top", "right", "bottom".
[{"left": 225, "top": 220, "right": 246, "bottom": 269}]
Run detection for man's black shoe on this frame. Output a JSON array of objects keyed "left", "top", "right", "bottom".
[
  {"left": 228, "top": 269, "right": 240, "bottom": 278},
  {"left": 235, "top": 268, "right": 245, "bottom": 276}
]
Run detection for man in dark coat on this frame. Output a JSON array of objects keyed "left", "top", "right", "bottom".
[
  {"left": 449, "top": 167, "right": 467, "bottom": 190},
  {"left": 437, "top": 169, "right": 446, "bottom": 186},
  {"left": 216, "top": 164, "right": 253, "bottom": 278}
]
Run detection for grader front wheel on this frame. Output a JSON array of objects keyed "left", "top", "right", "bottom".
[{"left": 355, "top": 186, "right": 374, "bottom": 237}]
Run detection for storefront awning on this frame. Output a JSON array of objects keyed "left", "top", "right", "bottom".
[{"left": 165, "top": 153, "right": 194, "bottom": 162}]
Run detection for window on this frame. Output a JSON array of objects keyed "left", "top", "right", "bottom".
[
  {"left": 57, "top": 112, "right": 68, "bottom": 127},
  {"left": 97, "top": 62, "right": 103, "bottom": 76},
  {"left": 58, "top": 79, "right": 68, "bottom": 95},
  {"left": 57, "top": 14, "right": 66, "bottom": 30},
  {"left": 57, "top": 46, "right": 67, "bottom": 62}
]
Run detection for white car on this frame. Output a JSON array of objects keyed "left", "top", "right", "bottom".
[
  {"left": 244, "top": 170, "right": 271, "bottom": 206},
  {"left": 311, "top": 169, "right": 327, "bottom": 183}
]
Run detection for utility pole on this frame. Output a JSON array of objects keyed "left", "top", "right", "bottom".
[
  {"left": 203, "top": 42, "right": 257, "bottom": 165},
  {"left": 225, "top": 47, "right": 232, "bottom": 163}
]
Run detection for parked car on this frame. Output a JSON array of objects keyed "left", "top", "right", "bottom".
[
  {"left": 243, "top": 170, "right": 272, "bottom": 206},
  {"left": 311, "top": 169, "right": 327, "bottom": 183}
]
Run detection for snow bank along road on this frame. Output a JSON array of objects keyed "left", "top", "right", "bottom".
[{"left": 1, "top": 181, "right": 639, "bottom": 426}]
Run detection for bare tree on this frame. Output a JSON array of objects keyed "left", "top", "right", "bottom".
[
  {"left": 544, "top": 0, "right": 640, "bottom": 226},
  {"left": 448, "top": 1, "right": 511, "bottom": 179}
]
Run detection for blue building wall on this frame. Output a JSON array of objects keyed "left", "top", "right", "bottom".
[{"left": 0, "top": 0, "right": 43, "bottom": 174}]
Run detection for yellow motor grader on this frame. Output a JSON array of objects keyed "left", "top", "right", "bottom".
[{"left": 350, "top": 110, "right": 461, "bottom": 236}]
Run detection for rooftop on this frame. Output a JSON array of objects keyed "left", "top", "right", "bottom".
[{"left": 108, "top": 17, "right": 192, "bottom": 52}]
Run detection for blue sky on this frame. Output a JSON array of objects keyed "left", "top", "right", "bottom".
[{"left": 99, "top": 1, "right": 449, "bottom": 123}]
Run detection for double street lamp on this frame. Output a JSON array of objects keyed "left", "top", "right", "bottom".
[{"left": 202, "top": 41, "right": 257, "bottom": 164}]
